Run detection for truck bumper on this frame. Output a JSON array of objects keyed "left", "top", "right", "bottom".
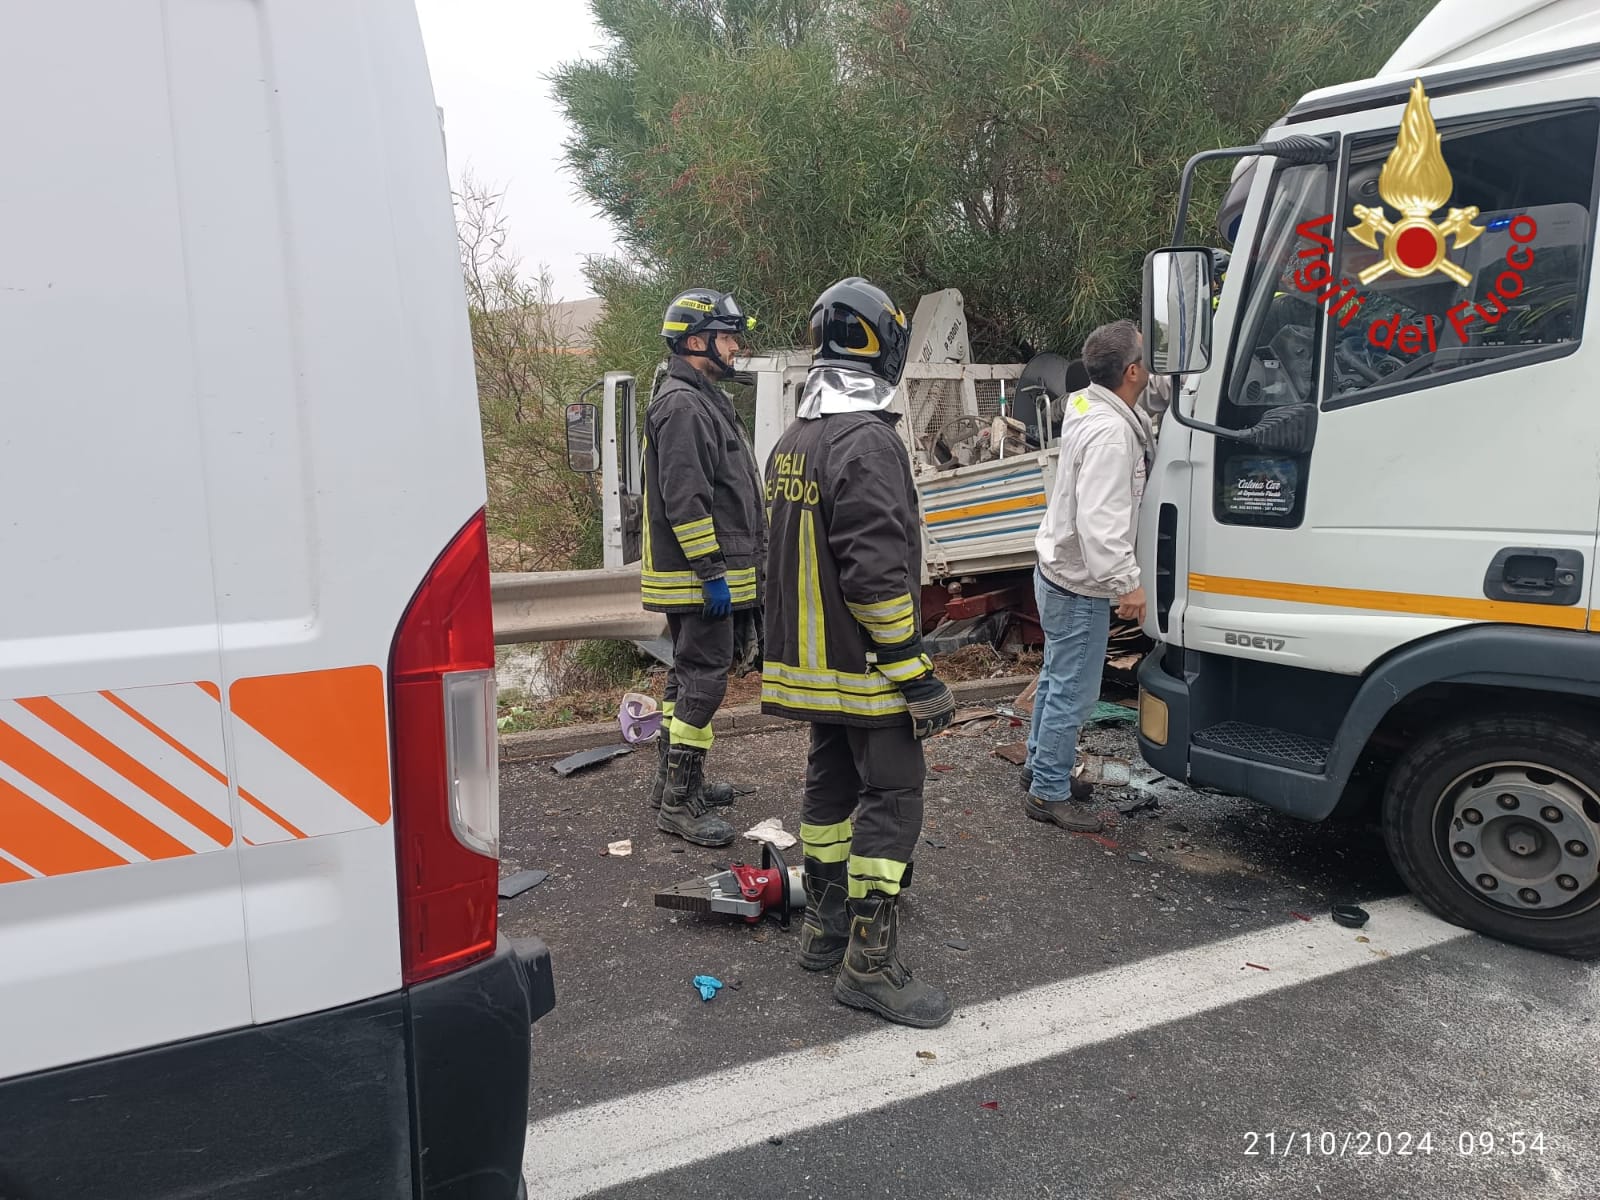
[{"left": 1137, "top": 647, "right": 1193, "bottom": 783}]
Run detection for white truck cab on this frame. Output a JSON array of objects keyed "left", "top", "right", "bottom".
[
  {"left": 1137, "top": 1, "right": 1600, "bottom": 955},
  {"left": 0, "top": 5, "right": 551, "bottom": 1197}
]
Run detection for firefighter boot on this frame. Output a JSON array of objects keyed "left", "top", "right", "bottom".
[
  {"left": 657, "top": 746, "right": 736, "bottom": 847},
  {"left": 649, "top": 732, "right": 738, "bottom": 810},
  {"left": 797, "top": 857, "right": 851, "bottom": 971},
  {"left": 832, "top": 892, "right": 954, "bottom": 1029}
]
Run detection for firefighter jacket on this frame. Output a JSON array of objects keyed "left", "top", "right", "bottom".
[
  {"left": 761, "top": 408, "right": 934, "bottom": 727},
  {"left": 641, "top": 358, "right": 766, "bottom": 614}
]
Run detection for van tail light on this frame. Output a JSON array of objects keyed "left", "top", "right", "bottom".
[{"left": 389, "top": 509, "right": 500, "bottom": 985}]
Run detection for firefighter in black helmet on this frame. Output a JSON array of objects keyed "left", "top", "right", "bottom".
[
  {"left": 642, "top": 289, "right": 767, "bottom": 848},
  {"left": 763, "top": 277, "right": 957, "bottom": 1029}
]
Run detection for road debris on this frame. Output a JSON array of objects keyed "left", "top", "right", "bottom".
[
  {"left": 917, "top": 1050, "right": 938, "bottom": 1061},
  {"left": 606, "top": 839, "right": 633, "bottom": 857},
  {"left": 924, "top": 834, "right": 949, "bottom": 849},
  {"left": 743, "top": 817, "right": 798, "bottom": 850},
  {"left": 1117, "top": 794, "right": 1161, "bottom": 817},
  {"left": 993, "top": 741, "right": 1028, "bottom": 766},
  {"left": 1126, "top": 850, "right": 1152, "bottom": 864},
  {"left": 498, "top": 869, "right": 549, "bottom": 899},
  {"left": 1290, "top": 911, "right": 1312, "bottom": 922},
  {"left": 692, "top": 975, "right": 723, "bottom": 1001},
  {"left": 945, "top": 938, "right": 970, "bottom": 951},
  {"left": 617, "top": 691, "right": 662, "bottom": 745},
  {"left": 551, "top": 744, "right": 634, "bottom": 777},
  {"left": 1087, "top": 701, "right": 1138, "bottom": 726},
  {"left": 1332, "top": 903, "right": 1371, "bottom": 929},
  {"left": 980, "top": 1101, "right": 1000, "bottom": 1111},
  {"left": 1244, "top": 962, "right": 1270, "bottom": 972}
]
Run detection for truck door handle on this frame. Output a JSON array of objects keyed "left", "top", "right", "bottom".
[{"left": 1483, "top": 548, "right": 1583, "bottom": 606}]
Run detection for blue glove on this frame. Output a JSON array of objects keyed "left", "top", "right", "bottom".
[
  {"left": 702, "top": 576, "right": 732, "bottom": 619},
  {"left": 692, "top": 975, "right": 724, "bottom": 1001}
]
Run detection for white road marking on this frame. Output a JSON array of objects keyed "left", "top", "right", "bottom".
[{"left": 523, "top": 897, "right": 1467, "bottom": 1198}]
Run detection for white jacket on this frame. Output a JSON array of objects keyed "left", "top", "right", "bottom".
[{"left": 1035, "top": 382, "right": 1153, "bottom": 599}]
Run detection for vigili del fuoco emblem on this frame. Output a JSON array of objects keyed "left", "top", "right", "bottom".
[{"left": 1349, "top": 78, "right": 1485, "bottom": 286}]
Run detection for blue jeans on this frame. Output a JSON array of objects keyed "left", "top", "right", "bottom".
[{"left": 1026, "top": 569, "right": 1111, "bottom": 802}]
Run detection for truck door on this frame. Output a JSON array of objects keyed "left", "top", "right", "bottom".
[{"left": 1185, "top": 79, "right": 1600, "bottom": 675}]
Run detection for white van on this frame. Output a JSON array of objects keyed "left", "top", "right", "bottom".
[{"left": 0, "top": 4, "right": 552, "bottom": 1197}]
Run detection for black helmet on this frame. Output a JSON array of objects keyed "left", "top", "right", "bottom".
[
  {"left": 807, "top": 277, "right": 910, "bottom": 386},
  {"left": 661, "top": 288, "right": 756, "bottom": 353}
]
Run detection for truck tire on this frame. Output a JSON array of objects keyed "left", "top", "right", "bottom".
[{"left": 1383, "top": 713, "right": 1600, "bottom": 957}]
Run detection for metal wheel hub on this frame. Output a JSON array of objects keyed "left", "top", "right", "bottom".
[{"left": 1444, "top": 763, "right": 1600, "bottom": 912}]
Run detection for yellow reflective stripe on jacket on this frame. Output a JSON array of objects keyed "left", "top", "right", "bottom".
[
  {"left": 643, "top": 566, "right": 757, "bottom": 593},
  {"left": 873, "top": 653, "right": 932, "bottom": 684},
  {"left": 677, "top": 533, "right": 721, "bottom": 560},
  {"left": 847, "top": 594, "right": 916, "bottom": 644},
  {"left": 798, "top": 509, "right": 827, "bottom": 668},
  {"left": 669, "top": 715, "right": 714, "bottom": 750},
  {"left": 764, "top": 661, "right": 900, "bottom": 697},
  {"left": 800, "top": 819, "right": 853, "bottom": 863},
  {"left": 672, "top": 516, "right": 719, "bottom": 559},
  {"left": 848, "top": 854, "right": 908, "bottom": 899}
]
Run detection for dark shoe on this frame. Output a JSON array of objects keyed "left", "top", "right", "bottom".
[
  {"left": 647, "top": 733, "right": 669, "bottom": 810},
  {"left": 657, "top": 746, "right": 736, "bottom": 847},
  {"left": 650, "top": 734, "right": 739, "bottom": 810},
  {"left": 1023, "top": 793, "right": 1104, "bottom": 833},
  {"left": 797, "top": 857, "right": 850, "bottom": 971},
  {"left": 832, "top": 892, "right": 953, "bottom": 1029}
]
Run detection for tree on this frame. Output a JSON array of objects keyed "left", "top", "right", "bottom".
[
  {"left": 457, "top": 176, "right": 602, "bottom": 571},
  {"left": 553, "top": 0, "right": 1432, "bottom": 369}
]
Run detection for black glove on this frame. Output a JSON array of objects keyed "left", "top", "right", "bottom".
[{"left": 899, "top": 673, "right": 956, "bottom": 740}]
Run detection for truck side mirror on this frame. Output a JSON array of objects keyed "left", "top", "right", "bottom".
[
  {"left": 1143, "top": 248, "right": 1215, "bottom": 375},
  {"left": 565, "top": 402, "right": 601, "bottom": 474}
]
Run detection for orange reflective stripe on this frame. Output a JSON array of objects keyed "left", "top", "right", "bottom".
[
  {"left": 240, "top": 787, "right": 308, "bottom": 840},
  {"left": 0, "top": 718, "right": 190, "bottom": 861},
  {"left": 1190, "top": 574, "right": 1589, "bottom": 631},
  {"left": 17, "top": 696, "right": 233, "bottom": 847},
  {"left": 228, "top": 666, "right": 391, "bottom": 825},
  {"left": 0, "top": 856, "right": 29, "bottom": 884},
  {"left": 0, "top": 776, "right": 126, "bottom": 876},
  {"left": 104, "top": 690, "right": 309, "bottom": 841}
]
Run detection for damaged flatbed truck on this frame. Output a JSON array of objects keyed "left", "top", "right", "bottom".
[{"left": 1135, "top": 0, "right": 1600, "bottom": 956}]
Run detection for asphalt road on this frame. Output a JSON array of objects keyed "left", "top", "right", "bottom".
[{"left": 500, "top": 714, "right": 1600, "bottom": 1200}]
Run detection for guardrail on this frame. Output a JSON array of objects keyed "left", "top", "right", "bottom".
[{"left": 491, "top": 568, "right": 667, "bottom": 646}]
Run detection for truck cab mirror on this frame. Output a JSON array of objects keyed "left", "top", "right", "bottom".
[
  {"left": 1143, "top": 248, "right": 1215, "bottom": 375},
  {"left": 565, "top": 402, "right": 601, "bottom": 473}
]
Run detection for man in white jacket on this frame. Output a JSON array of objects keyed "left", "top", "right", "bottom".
[{"left": 1023, "top": 320, "right": 1154, "bottom": 834}]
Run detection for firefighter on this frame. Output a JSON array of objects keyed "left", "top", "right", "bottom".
[
  {"left": 642, "top": 289, "right": 766, "bottom": 848},
  {"left": 763, "top": 277, "right": 958, "bottom": 1029}
]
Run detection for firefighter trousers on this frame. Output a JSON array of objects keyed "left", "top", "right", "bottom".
[
  {"left": 800, "top": 720, "right": 925, "bottom": 900},
  {"left": 663, "top": 612, "right": 733, "bottom": 750}
]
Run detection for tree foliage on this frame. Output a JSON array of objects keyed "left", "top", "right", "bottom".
[
  {"left": 458, "top": 176, "right": 602, "bottom": 571},
  {"left": 554, "top": 0, "right": 1432, "bottom": 367}
]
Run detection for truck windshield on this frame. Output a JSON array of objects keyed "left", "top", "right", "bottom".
[{"left": 1325, "top": 105, "right": 1597, "bottom": 405}]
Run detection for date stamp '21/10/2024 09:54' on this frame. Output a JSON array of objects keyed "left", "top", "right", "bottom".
[{"left": 1243, "top": 1130, "right": 1549, "bottom": 1159}]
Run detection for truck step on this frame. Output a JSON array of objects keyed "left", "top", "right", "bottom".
[{"left": 1192, "top": 722, "right": 1330, "bottom": 773}]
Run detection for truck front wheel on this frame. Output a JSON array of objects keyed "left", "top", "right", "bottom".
[{"left": 1383, "top": 714, "right": 1600, "bottom": 957}]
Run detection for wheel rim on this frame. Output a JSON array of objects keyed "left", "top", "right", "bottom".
[{"left": 1434, "top": 760, "right": 1600, "bottom": 916}]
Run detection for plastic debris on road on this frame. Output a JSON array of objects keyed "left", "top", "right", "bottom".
[
  {"left": 607, "top": 839, "right": 633, "bottom": 857},
  {"left": 498, "top": 869, "right": 549, "bottom": 899},
  {"left": 742, "top": 817, "right": 798, "bottom": 850},
  {"left": 551, "top": 744, "right": 634, "bottom": 777},
  {"left": 692, "top": 975, "right": 724, "bottom": 1001}
]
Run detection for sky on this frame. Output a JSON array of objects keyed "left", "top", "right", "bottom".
[{"left": 414, "top": 1, "right": 621, "bottom": 301}]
